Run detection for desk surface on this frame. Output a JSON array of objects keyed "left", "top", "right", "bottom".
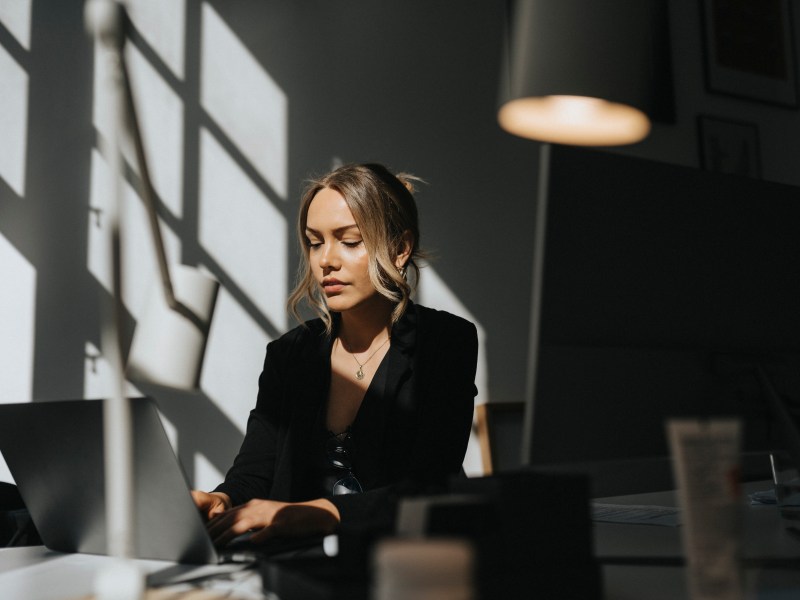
[
  {"left": 594, "top": 482, "right": 800, "bottom": 599},
  {"left": 595, "top": 484, "right": 800, "bottom": 561},
  {"left": 0, "top": 546, "right": 256, "bottom": 599}
]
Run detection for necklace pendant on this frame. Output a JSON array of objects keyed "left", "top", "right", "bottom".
[{"left": 356, "top": 367, "right": 364, "bottom": 380}]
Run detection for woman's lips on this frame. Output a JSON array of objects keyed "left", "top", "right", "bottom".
[{"left": 322, "top": 279, "right": 346, "bottom": 294}]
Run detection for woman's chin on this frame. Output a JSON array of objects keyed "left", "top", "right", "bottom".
[{"left": 324, "top": 298, "right": 354, "bottom": 314}]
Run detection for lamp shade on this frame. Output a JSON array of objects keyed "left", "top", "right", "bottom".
[
  {"left": 127, "top": 265, "right": 219, "bottom": 390},
  {"left": 498, "top": 0, "right": 668, "bottom": 145}
]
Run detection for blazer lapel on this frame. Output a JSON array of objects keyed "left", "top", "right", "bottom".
[{"left": 285, "top": 324, "right": 332, "bottom": 498}]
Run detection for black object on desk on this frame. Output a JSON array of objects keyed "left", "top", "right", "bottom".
[
  {"left": 258, "top": 526, "right": 382, "bottom": 600},
  {"left": 448, "top": 469, "right": 601, "bottom": 599},
  {"left": 261, "top": 555, "right": 369, "bottom": 600}
]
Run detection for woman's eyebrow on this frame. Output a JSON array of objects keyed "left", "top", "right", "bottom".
[{"left": 305, "top": 224, "right": 360, "bottom": 236}]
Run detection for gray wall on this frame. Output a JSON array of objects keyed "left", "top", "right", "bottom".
[{"left": 1, "top": 0, "right": 799, "bottom": 485}]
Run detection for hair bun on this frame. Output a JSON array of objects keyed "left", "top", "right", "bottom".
[{"left": 396, "top": 172, "right": 422, "bottom": 194}]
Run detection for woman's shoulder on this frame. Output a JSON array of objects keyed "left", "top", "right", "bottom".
[
  {"left": 411, "top": 303, "right": 476, "bottom": 336},
  {"left": 406, "top": 304, "right": 478, "bottom": 367},
  {"left": 268, "top": 318, "right": 328, "bottom": 355}
]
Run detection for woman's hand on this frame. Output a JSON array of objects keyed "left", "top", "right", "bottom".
[
  {"left": 191, "top": 490, "right": 232, "bottom": 521},
  {"left": 206, "top": 498, "right": 340, "bottom": 547}
]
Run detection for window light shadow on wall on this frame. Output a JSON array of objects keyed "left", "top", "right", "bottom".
[
  {"left": 90, "top": 42, "right": 185, "bottom": 219},
  {"left": 0, "top": 234, "right": 36, "bottom": 484},
  {"left": 0, "top": 1, "right": 32, "bottom": 51},
  {"left": 126, "top": 42, "right": 186, "bottom": 217},
  {"left": 200, "top": 2, "right": 288, "bottom": 200},
  {"left": 201, "top": 287, "right": 272, "bottom": 434},
  {"left": 198, "top": 129, "right": 288, "bottom": 331},
  {"left": 126, "top": 0, "right": 186, "bottom": 81},
  {"left": 0, "top": 0, "right": 33, "bottom": 374},
  {"left": 0, "top": 24, "right": 29, "bottom": 198},
  {"left": 0, "top": 234, "right": 36, "bottom": 402},
  {"left": 0, "top": 1, "right": 34, "bottom": 484},
  {"left": 0, "top": 0, "right": 37, "bottom": 482},
  {"left": 86, "top": 148, "right": 182, "bottom": 317},
  {"left": 84, "top": 1, "right": 291, "bottom": 490},
  {"left": 194, "top": 3, "right": 289, "bottom": 488},
  {"left": 197, "top": 287, "right": 271, "bottom": 484}
]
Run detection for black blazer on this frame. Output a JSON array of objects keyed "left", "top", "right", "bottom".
[{"left": 214, "top": 302, "right": 479, "bottom": 525}]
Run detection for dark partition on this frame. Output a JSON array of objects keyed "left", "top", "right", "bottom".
[{"left": 527, "top": 146, "right": 800, "bottom": 493}]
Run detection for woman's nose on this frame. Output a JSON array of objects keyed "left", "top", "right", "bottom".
[{"left": 319, "top": 244, "right": 338, "bottom": 269}]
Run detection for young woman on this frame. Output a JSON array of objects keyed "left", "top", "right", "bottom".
[{"left": 192, "top": 163, "right": 478, "bottom": 545}]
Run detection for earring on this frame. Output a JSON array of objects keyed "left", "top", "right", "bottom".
[{"left": 398, "top": 265, "right": 407, "bottom": 280}]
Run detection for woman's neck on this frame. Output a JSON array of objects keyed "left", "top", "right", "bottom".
[{"left": 337, "top": 297, "right": 394, "bottom": 352}]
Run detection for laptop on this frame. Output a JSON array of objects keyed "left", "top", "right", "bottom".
[{"left": 0, "top": 397, "right": 321, "bottom": 564}]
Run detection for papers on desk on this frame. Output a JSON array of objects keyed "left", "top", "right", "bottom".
[
  {"left": 749, "top": 487, "right": 776, "bottom": 505},
  {"left": 591, "top": 503, "right": 681, "bottom": 527}
]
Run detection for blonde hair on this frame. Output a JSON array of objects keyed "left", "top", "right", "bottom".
[{"left": 287, "top": 163, "right": 423, "bottom": 333}]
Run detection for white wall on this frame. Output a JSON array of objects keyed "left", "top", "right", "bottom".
[{"left": 1, "top": 0, "right": 798, "bottom": 485}]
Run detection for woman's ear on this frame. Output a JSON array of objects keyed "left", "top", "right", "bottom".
[{"left": 395, "top": 230, "right": 413, "bottom": 269}]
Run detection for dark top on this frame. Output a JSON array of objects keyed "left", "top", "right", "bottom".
[
  {"left": 214, "top": 302, "right": 479, "bottom": 527},
  {"left": 314, "top": 355, "right": 390, "bottom": 497}
]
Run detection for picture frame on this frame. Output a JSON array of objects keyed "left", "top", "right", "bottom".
[
  {"left": 701, "top": 0, "right": 798, "bottom": 107},
  {"left": 698, "top": 115, "right": 761, "bottom": 178}
]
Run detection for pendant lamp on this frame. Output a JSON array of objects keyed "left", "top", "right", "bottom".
[{"left": 498, "top": 0, "right": 669, "bottom": 146}]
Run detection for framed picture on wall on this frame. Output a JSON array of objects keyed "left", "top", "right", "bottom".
[
  {"left": 698, "top": 115, "right": 761, "bottom": 178},
  {"left": 701, "top": 0, "right": 798, "bottom": 107}
]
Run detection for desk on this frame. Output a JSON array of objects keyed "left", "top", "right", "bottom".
[
  {"left": 4, "top": 482, "right": 800, "bottom": 600},
  {"left": 594, "top": 482, "right": 800, "bottom": 599},
  {"left": 0, "top": 546, "right": 258, "bottom": 599}
]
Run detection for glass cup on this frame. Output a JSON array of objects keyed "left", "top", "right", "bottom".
[{"left": 770, "top": 451, "right": 800, "bottom": 519}]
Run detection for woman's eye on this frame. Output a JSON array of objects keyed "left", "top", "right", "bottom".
[
  {"left": 307, "top": 240, "right": 322, "bottom": 249},
  {"left": 342, "top": 240, "right": 363, "bottom": 248}
]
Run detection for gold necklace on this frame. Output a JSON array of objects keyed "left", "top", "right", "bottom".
[{"left": 340, "top": 336, "right": 390, "bottom": 380}]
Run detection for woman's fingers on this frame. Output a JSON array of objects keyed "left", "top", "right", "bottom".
[
  {"left": 207, "top": 510, "right": 249, "bottom": 546},
  {"left": 250, "top": 502, "right": 339, "bottom": 541},
  {"left": 190, "top": 490, "right": 231, "bottom": 521},
  {"left": 204, "top": 498, "right": 340, "bottom": 546},
  {"left": 206, "top": 499, "right": 285, "bottom": 546},
  {"left": 190, "top": 490, "right": 211, "bottom": 510},
  {"left": 190, "top": 490, "right": 219, "bottom": 520}
]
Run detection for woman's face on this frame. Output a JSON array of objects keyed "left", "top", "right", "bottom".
[{"left": 305, "top": 187, "right": 381, "bottom": 314}]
